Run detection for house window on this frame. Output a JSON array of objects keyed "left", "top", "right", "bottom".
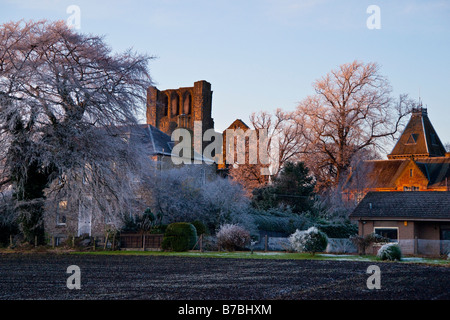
[
  {"left": 441, "top": 229, "right": 450, "bottom": 241},
  {"left": 56, "top": 201, "right": 67, "bottom": 225},
  {"left": 374, "top": 227, "right": 398, "bottom": 242},
  {"left": 55, "top": 237, "right": 64, "bottom": 246},
  {"left": 410, "top": 169, "right": 413, "bottom": 177},
  {"left": 403, "top": 186, "right": 419, "bottom": 191}
]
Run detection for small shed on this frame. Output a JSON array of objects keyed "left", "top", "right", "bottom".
[{"left": 349, "top": 191, "right": 450, "bottom": 256}]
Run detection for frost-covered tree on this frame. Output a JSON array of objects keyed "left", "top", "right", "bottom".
[
  {"left": 296, "top": 61, "right": 413, "bottom": 191},
  {"left": 145, "top": 165, "right": 255, "bottom": 234},
  {"left": 216, "top": 223, "right": 251, "bottom": 251},
  {"left": 0, "top": 20, "right": 153, "bottom": 243},
  {"left": 250, "top": 108, "right": 307, "bottom": 177}
]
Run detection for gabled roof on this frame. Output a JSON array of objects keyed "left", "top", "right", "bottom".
[
  {"left": 349, "top": 191, "right": 450, "bottom": 221},
  {"left": 344, "top": 159, "right": 406, "bottom": 189},
  {"left": 113, "top": 124, "right": 174, "bottom": 156},
  {"left": 388, "top": 108, "right": 446, "bottom": 159},
  {"left": 415, "top": 158, "right": 450, "bottom": 188},
  {"left": 115, "top": 124, "right": 213, "bottom": 163},
  {"left": 146, "top": 124, "right": 174, "bottom": 156},
  {"left": 224, "top": 119, "right": 250, "bottom": 132},
  {"left": 345, "top": 157, "right": 450, "bottom": 191}
]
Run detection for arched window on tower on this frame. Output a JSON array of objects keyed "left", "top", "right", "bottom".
[
  {"left": 183, "top": 92, "right": 191, "bottom": 115},
  {"left": 162, "top": 94, "right": 168, "bottom": 117},
  {"left": 170, "top": 94, "right": 179, "bottom": 117}
]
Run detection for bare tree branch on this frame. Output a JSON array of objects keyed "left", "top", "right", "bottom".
[
  {"left": 0, "top": 20, "right": 154, "bottom": 240},
  {"left": 296, "top": 61, "right": 413, "bottom": 192}
]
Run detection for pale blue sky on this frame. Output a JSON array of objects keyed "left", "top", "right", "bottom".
[{"left": 1, "top": 0, "right": 450, "bottom": 146}]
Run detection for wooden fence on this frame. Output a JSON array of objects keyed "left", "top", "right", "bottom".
[{"left": 119, "top": 233, "right": 164, "bottom": 250}]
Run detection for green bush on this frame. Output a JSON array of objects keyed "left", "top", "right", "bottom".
[
  {"left": 289, "top": 227, "right": 328, "bottom": 255},
  {"left": 151, "top": 224, "right": 167, "bottom": 234},
  {"left": 251, "top": 207, "right": 312, "bottom": 235},
  {"left": 161, "top": 222, "right": 198, "bottom": 252},
  {"left": 316, "top": 221, "right": 358, "bottom": 238},
  {"left": 377, "top": 243, "right": 402, "bottom": 261},
  {"left": 120, "top": 209, "right": 163, "bottom": 234},
  {"left": 191, "top": 220, "right": 207, "bottom": 236}
]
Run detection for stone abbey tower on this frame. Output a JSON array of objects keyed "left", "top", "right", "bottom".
[{"left": 146, "top": 80, "right": 215, "bottom": 136}]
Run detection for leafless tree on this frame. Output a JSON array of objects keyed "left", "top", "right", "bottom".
[
  {"left": 228, "top": 163, "right": 269, "bottom": 197},
  {"left": 0, "top": 20, "right": 153, "bottom": 242},
  {"left": 249, "top": 108, "right": 308, "bottom": 177},
  {"left": 296, "top": 61, "right": 413, "bottom": 192}
]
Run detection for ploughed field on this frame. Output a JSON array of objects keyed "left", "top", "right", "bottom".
[{"left": 0, "top": 253, "right": 448, "bottom": 300}]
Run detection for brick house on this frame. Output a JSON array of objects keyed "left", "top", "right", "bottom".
[
  {"left": 43, "top": 124, "right": 213, "bottom": 243},
  {"left": 345, "top": 107, "right": 450, "bottom": 256},
  {"left": 344, "top": 107, "right": 450, "bottom": 202},
  {"left": 349, "top": 191, "right": 450, "bottom": 256}
]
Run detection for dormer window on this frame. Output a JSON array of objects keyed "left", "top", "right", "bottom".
[
  {"left": 430, "top": 133, "right": 438, "bottom": 146},
  {"left": 406, "top": 133, "right": 419, "bottom": 145}
]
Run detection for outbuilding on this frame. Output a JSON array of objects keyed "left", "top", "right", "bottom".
[{"left": 349, "top": 191, "right": 450, "bottom": 256}]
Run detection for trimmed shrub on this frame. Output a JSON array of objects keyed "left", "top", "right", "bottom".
[
  {"left": 289, "top": 227, "right": 328, "bottom": 255},
  {"left": 216, "top": 224, "right": 251, "bottom": 251},
  {"left": 161, "top": 222, "right": 197, "bottom": 252},
  {"left": 191, "top": 220, "right": 207, "bottom": 236},
  {"left": 377, "top": 243, "right": 402, "bottom": 261}
]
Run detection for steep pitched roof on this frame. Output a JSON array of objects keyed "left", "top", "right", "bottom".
[
  {"left": 345, "top": 157, "right": 450, "bottom": 191},
  {"left": 115, "top": 124, "right": 213, "bottom": 163},
  {"left": 113, "top": 124, "right": 173, "bottom": 156},
  {"left": 145, "top": 124, "right": 174, "bottom": 156},
  {"left": 349, "top": 191, "right": 450, "bottom": 220},
  {"left": 344, "top": 160, "right": 406, "bottom": 189},
  {"left": 415, "top": 158, "right": 450, "bottom": 188},
  {"left": 224, "top": 119, "right": 250, "bottom": 132},
  {"left": 388, "top": 108, "right": 446, "bottom": 159}
]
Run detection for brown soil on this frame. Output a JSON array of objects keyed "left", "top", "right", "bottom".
[{"left": 0, "top": 253, "right": 448, "bottom": 300}]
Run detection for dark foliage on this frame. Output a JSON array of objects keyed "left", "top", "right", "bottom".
[
  {"left": 252, "top": 161, "right": 315, "bottom": 213},
  {"left": 161, "top": 222, "right": 198, "bottom": 252}
]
